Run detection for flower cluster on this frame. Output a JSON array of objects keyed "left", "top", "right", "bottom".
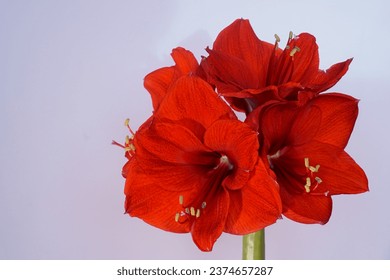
[{"left": 115, "top": 19, "right": 368, "bottom": 251}]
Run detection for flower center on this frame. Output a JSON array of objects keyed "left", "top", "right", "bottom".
[
  {"left": 267, "top": 150, "right": 281, "bottom": 169},
  {"left": 216, "top": 155, "right": 234, "bottom": 171}
]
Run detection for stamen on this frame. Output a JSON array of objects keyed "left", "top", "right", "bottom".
[
  {"left": 185, "top": 208, "right": 190, "bottom": 214},
  {"left": 196, "top": 209, "right": 201, "bottom": 218},
  {"left": 290, "top": 46, "right": 300, "bottom": 57},
  {"left": 289, "top": 31, "right": 294, "bottom": 39},
  {"left": 174, "top": 212, "right": 180, "bottom": 222},
  {"left": 274, "top": 34, "right": 281, "bottom": 43},
  {"left": 190, "top": 207, "right": 196, "bottom": 216},
  {"left": 304, "top": 158, "right": 310, "bottom": 168},
  {"left": 201, "top": 201, "right": 207, "bottom": 209},
  {"left": 304, "top": 177, "right": 311, "bottom": 193},
  {"left": 179, "top": 195, "right": 184, "bottom": 205},
  {"left": 124, "top": 142, "right": 135, "bottom": 152},
  {"left": 309, "top": 166, "right": 317, "bottom": 172},
  {"left": 124, "top": 118, "right": 136, "bottom": 136}
]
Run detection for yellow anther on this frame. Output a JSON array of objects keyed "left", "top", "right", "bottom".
[
  {"left": 190, "top": 207, "right": 196, "bottom": 216},
  {"left": 185, "top": 208, "right": 190, "bottom": 214},
  {"left": 196, "top": 209, "right": 201, "bottom": 218},
  {"left": 290, "top": 46, "right": 300, "bottom": 57},
  {"left": 305, "top": 158, "right": 320, "bottom": 173},
  {"left": 304, "top": 177, "right": 311, "bottom": 193},
  {"left": 125, "top": 135, "right": 130, "bottom": 145},
  {"left": 309, "top": 165, "right": 320, "bottom": 172},
  {"left": 124, "top": 118, "right": 130, "bottom": 127},
  {"left": 274, "top": 34, "right": 281, "bottom": 43},
  {"left": 174, "top": 212, "right": 180, "bottom": 222},
  {"left": 289, "top": 31, "right": 294, "bottom": 39},
  {"left": 179, "top": 195, "right": 184, "bottom": 205}
]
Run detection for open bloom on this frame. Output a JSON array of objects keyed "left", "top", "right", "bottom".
[
  {"left": 247, "top": 93, "right": 368, "bottom": 224},
  {"left": 201, "top": 19, "right": 352, "bottom": 113},
  {"left": 125, "top": 76, "right": 282, "bottom": 251}
]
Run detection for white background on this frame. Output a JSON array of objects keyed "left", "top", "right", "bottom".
[{"left": 1, "top": 0, "right": 389, "bottom": 259}]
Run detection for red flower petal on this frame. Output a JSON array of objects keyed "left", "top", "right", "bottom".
[
  {"left": 202, "top": 48, "right": 258, "bottom": 90},
  {"left": 135, "top": 121, "right": 217, "bottom": 192},
  {"left": 171, "top": 47, "right": 199, "bottom": 74},
  {"left": 211, "top": 18, "right": 274, "bottom": 88},
  {"left": 309, "top": 58, "right": 353, "bottom": 93},
  {"left": 260, "top": 93, "right": 359, "bottom": 151},
  {"left": 280, "top": 187, "right": 333, "bottom": 224},
  {"left": 144, "top": 67, "right": 175, "bottom": 111},
  {"left": 125, "top": 159, "right": 191, "bottom": 233},
  {"left": 224, "top": 160, "right": 282, "bottom": 234},
  {"left": 144, "top": 47, "right": 199, "bottom": 111},
  {"left": 286, "top": 103, "right": 322, "bottom": 146},
  {"left": 317, "top": 150, "right": 369, "bottom": 195},
  {"left": 256, "top": 102, "right": 298, "bottom": 153},
  {"left": 191, "top": 188, "right": 230, "bottom": 251},
  {"left": 155, "top": 76, "right": 236, "bottom": 128},
  {"left": 289, "top": 33, "right": 320, "bottom": 83},
  {"left": 311, "top": 93, "right": 359, "bottom": 148}
]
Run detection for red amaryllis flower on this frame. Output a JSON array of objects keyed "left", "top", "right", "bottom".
[
  {"left": 247, "top": 93, "right": 368, "bottom": 224},
  {"left": 144, "top": 47, "right": 201, "bottom": 111},
  {"left": 125, "top": 75, "right": 282, "bottom": 251},
  {"left": 201, "top": 19, "right": 352, "bottom": 113}
]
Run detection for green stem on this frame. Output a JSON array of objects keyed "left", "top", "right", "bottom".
[{"left": 242, "top": 229, "right": 265, "bottom": 260}]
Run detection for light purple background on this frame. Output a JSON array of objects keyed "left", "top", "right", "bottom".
[{"left": 1, "top": 0, "right": 389, "bottom": 259}]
